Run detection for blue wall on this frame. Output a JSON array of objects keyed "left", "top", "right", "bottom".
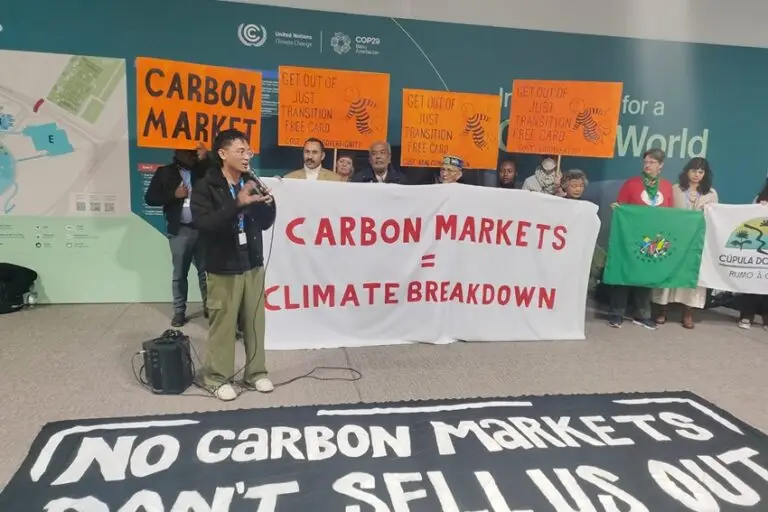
[{"left": 3, "top": 0, "right": 767, "bottom": 232}]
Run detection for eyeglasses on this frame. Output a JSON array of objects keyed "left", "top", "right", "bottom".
[{"left": 231, "top": 148, "right": 254, "bottom": 158}]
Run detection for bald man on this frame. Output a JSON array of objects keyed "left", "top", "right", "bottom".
[{"left": 351, "top": 141, "right": 405, "bottom": 184}]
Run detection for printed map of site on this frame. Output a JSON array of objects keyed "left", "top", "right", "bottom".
[
  {"left": 47, "top": 56, "right": 125, "bottom": 124},
  {"left": 0, "top": 51, "right": 130, "bottom": 216}
]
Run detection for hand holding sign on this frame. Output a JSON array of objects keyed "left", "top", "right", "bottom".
[{"left": 195, "top": 142, "right": 208, "bottom": 161}]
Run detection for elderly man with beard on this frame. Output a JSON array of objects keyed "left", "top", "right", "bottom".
[{"left": 352, "top": 141, "right": 406, "bottom": 184}]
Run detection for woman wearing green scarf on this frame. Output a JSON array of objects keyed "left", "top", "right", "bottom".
[{"left": 607, "top": 148, "right": 674, "bottom": 330}]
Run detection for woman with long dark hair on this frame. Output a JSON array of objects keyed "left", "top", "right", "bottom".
[
  {"left": 652, "top": 157, "right": 718, "bottom": 329},
  {"left": 738, "top": 179, "right": 768, "bottom": 329}
]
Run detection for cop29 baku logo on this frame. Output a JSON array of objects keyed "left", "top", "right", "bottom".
[
  {"left": 331, "top": 32, "right": 352, "bottom": 55},
  {"left": 237, "top": 23, "right": 267, "bottom": 48}
]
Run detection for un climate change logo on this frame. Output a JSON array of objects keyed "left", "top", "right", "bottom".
[
  {"left": 237, "top": 23, "right": 267, "bottom": 48},
  {"left": 720, "top": 217, "right": 768, "bottom": 278},
  {"left": 331, "top": 32, "right": 352, "bottom": 55}
]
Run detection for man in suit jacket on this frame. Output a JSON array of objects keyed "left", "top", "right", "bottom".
[{"left": 284, "top": 137, "right": 341, "bottom": 181}]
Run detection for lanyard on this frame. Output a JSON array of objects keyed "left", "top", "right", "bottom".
[{"left": 229, "top": 178, "right": 245, "bottom": 232}]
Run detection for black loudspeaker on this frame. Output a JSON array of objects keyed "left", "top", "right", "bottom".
[{"left": 142, "top": 330, "right": 193, "bottom": 394}]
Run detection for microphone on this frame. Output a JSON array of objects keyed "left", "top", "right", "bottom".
[{"left": 248, "top": 167, "right": 272, "bottom": 197}]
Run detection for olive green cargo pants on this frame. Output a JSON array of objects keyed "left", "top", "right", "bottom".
[{"left": 203, "top": 267, "right": 267, "bottom": 388}]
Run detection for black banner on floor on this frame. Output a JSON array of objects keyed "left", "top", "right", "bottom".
[{"left": 2, "top": 391, "right": 768, "bottom": 511}]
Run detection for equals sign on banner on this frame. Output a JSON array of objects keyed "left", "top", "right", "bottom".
[{"left": 421, "top": 254, "right": 436, "bottom": 268}]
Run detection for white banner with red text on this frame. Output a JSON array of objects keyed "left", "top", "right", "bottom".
[
  {"left": 260, "top": 178, "right": 601, "bottom": 349},
  {"left": 698, "top": 203, "right": 768, "bottom": 294}
]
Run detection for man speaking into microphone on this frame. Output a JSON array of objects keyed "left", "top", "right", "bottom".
[{"left": 190, "top": 129, "right": 276, "bottom": 401}]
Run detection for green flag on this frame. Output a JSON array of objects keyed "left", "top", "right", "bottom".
[{"left": 603, "top": 204, "right": 705, "bottom": 288}]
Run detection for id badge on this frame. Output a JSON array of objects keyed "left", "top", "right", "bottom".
[{"left": 238, "top": 232, "right": 247, "bottom": 246}]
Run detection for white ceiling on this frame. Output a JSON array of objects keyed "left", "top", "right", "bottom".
[{"left": 221, "top": 0, "right": 768, "bottom": 48}]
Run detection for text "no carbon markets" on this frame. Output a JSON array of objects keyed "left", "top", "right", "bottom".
[{"left": 137, "top": 59, "right": 262, "bottom": 150}]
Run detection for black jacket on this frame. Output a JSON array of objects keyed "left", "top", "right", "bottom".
[
  {"left": 190, "top": 167, "right": 276, "bottom": 274},
  {"left": 351, "top": 165, "right": 406, "bottom": 184},
  {"left": 144, "top": 157, "right": 211, "bottom": 235}
]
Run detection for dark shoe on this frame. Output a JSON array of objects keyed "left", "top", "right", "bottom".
[
  {"left": 203, "top": 307, "right": 209, "bottom": 319},
  {"left": 171, "top": 312, "right": 186, "bottom": 327},
  {"left": 607, "top": 315, "right": 623, "bottom": 328},
  {"left": 632, "top": 317, "right": 658, "bottom": 330}
]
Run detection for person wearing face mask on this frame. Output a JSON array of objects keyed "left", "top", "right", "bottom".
[
  {"left": 607, "top": 148, "right": 673, "bottom": 330},
  {"left": 438, "top": 155, "right": 465, "bottom": 184},
  {"left": 284, "top": 138, "right": 340, "bottom": 181},
  {"left": 651, "top": 157, "right": 717, "bottom": 329},
  {"left": 522, "top": 155, "right": 566, "bottom": 196}
]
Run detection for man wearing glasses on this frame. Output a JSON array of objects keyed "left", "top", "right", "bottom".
[{"left": 190, "top": 129, "right": 276, "bottom": 401}]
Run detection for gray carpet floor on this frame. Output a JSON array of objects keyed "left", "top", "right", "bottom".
[{"left": 1, "top": 301, "right": 766, "bottom": 488}]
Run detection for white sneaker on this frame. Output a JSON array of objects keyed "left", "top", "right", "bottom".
[
  {"left": 738, "top": 319, "right": 751, "bottom": 330},
  {"left": 215, "top": 384, "right": 237, "bottom": 401},
  {"left": 254, "top": 378, "right": 274, "bottom": 393}
]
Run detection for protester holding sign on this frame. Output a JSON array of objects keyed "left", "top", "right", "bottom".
[
  {"left": 522, "top": 155, "right": 565, "bottom": 196},
  {"left": 652, "top": 157, "right": 718, "bottom": 329},
  {"left": 607, "top": 148, "right": 674, "bottom": 330},
  {"left": 144, "top": 146, "right": 211, "bottom": 327},
  {"left": 190, "top": 129, "right": 276, "bottom": 401}
]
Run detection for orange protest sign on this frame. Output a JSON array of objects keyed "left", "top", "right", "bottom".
[
  {"left": 136, "top": 57, "right": 262, "bottom": 151},
  {"left": 278, "top": 66, "right": 390, "bottom": 149},
  {"left": 400, "top": 89, "right": 501, "bottom": 169},
  {"left": 506, "top": 80, "right": 623, "bottom": 158}
]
